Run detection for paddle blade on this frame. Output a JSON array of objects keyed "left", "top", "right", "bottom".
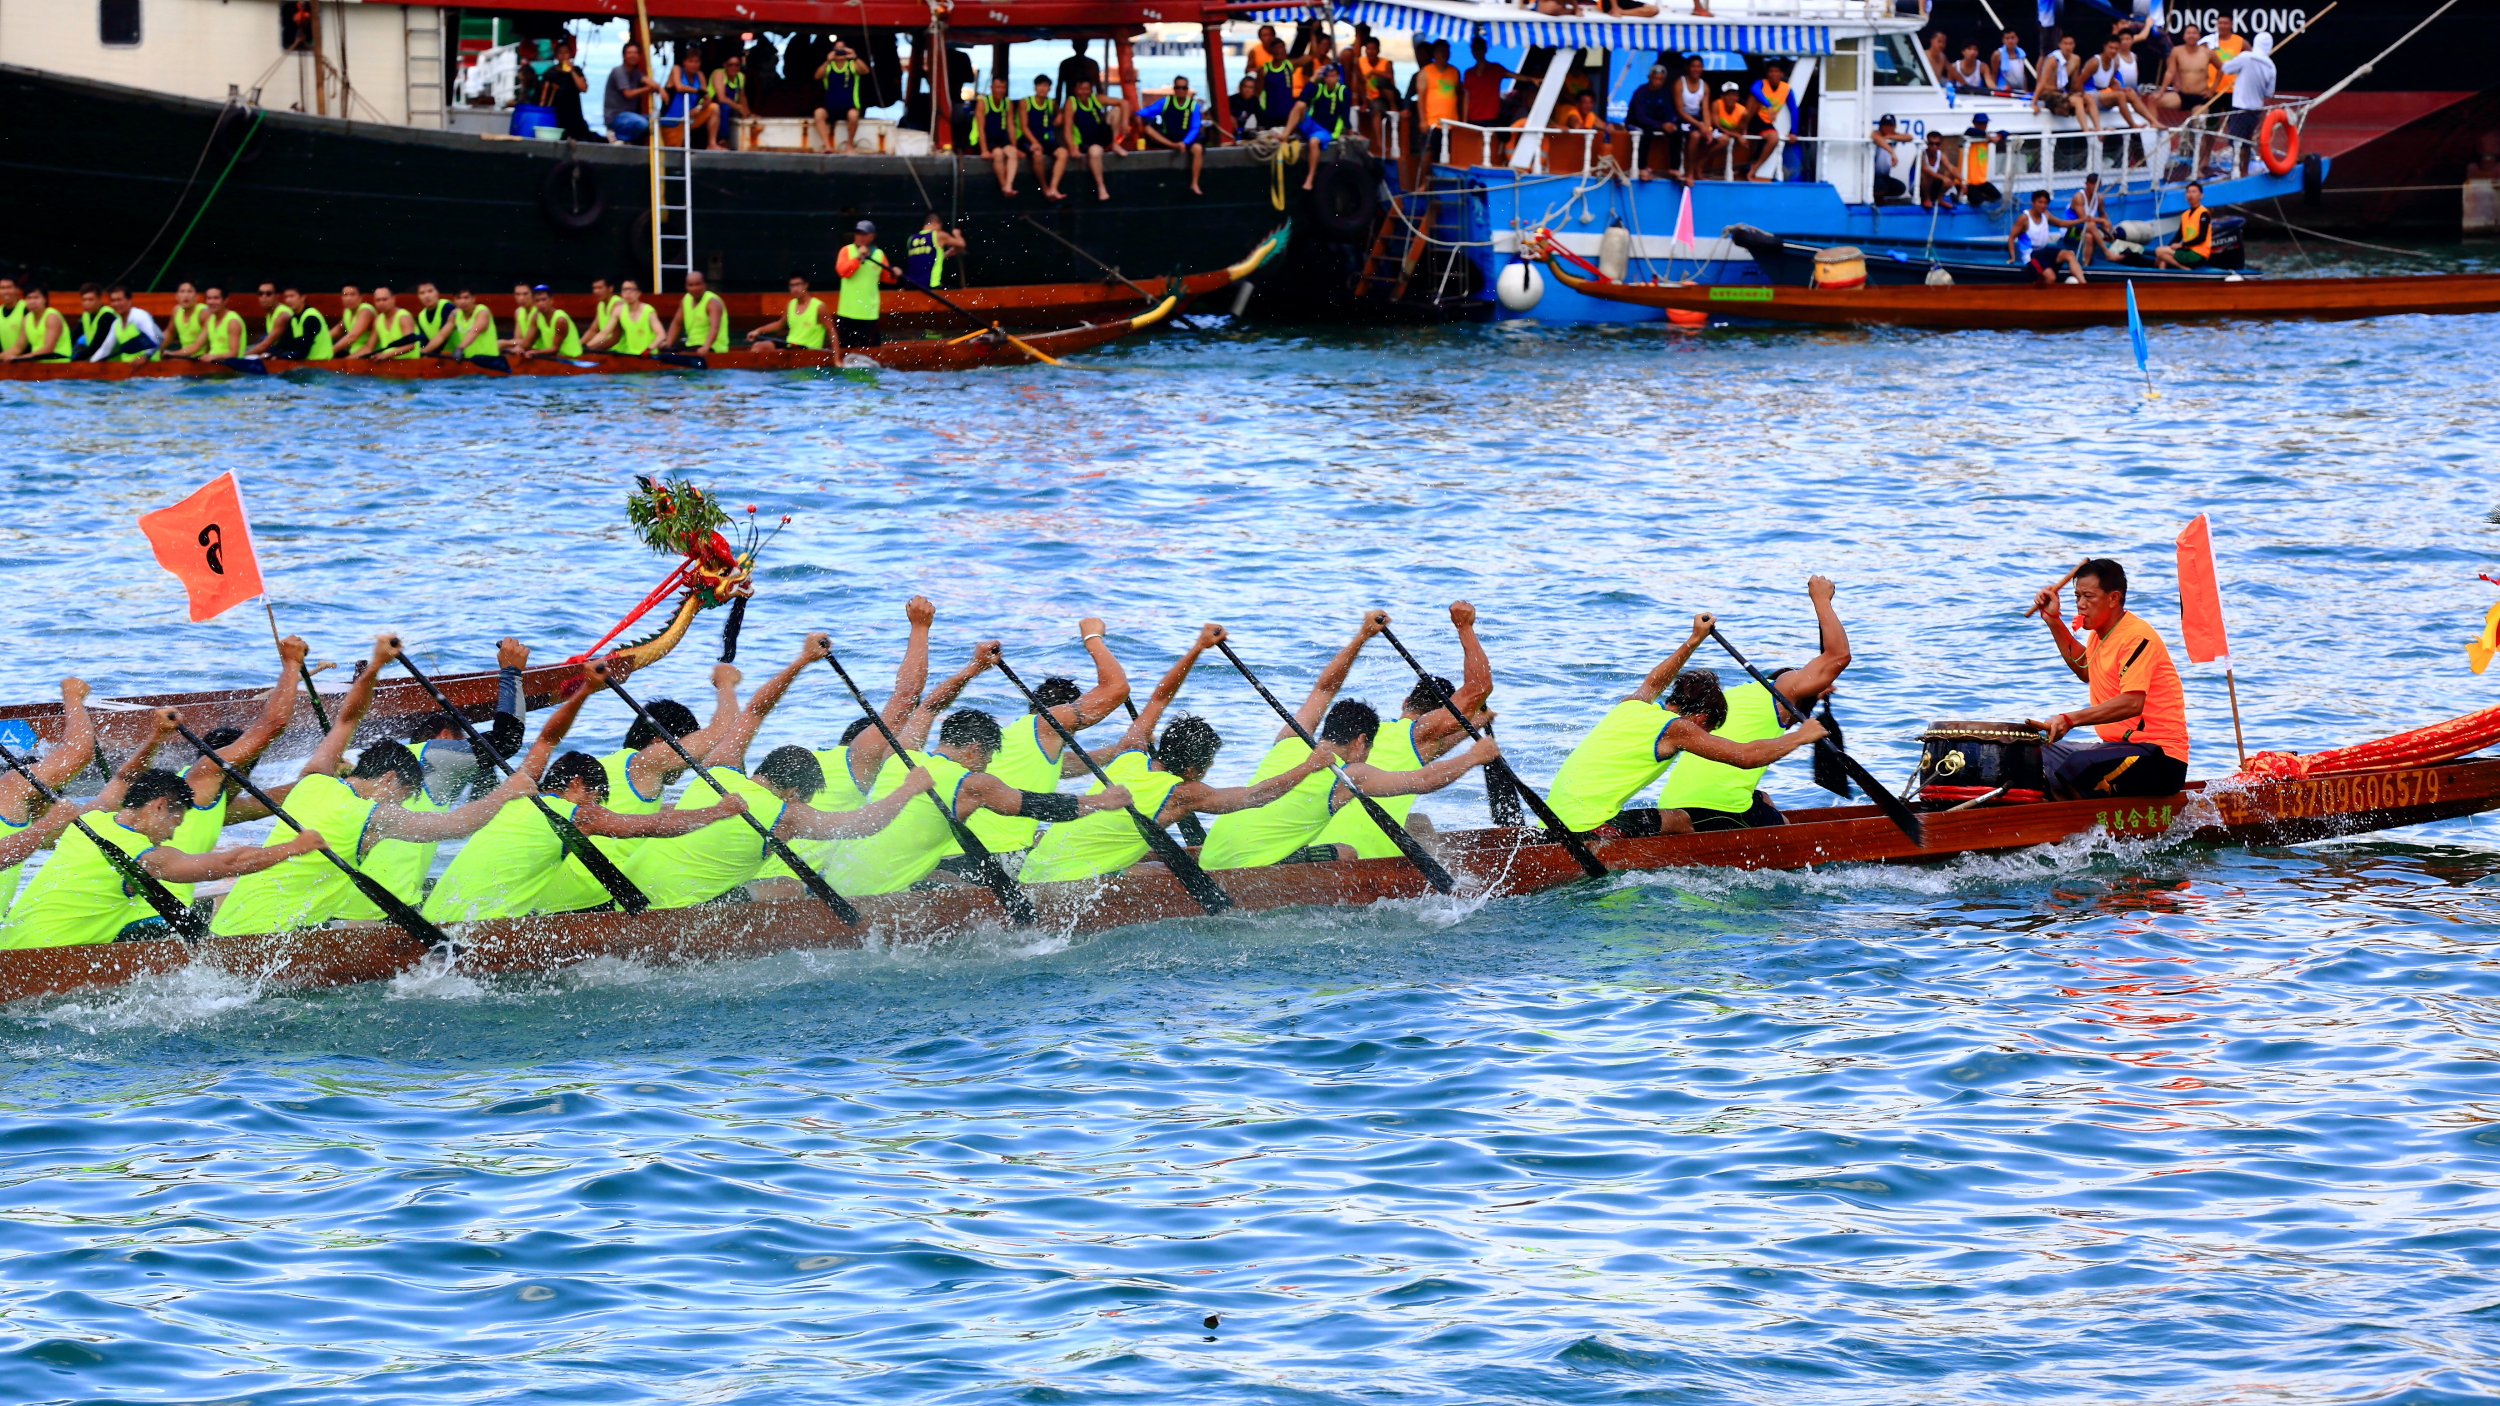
[
  {"left": 1844, "top": 750, "right": 1926, "bottom": 848},
  {"left": 1810, "top": 699, "right": 1854, "bottom": 798}
]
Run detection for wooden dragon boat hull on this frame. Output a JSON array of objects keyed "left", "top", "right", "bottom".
[
  {"left": 1543, "top": 262, "right": 2500, "bottom": 330},
  {"left": 0, "top": 296, "right": 1178, "bottom": 382},
  {"left": 7, "top": 757, "right": 2493, "bottom": 1008}
]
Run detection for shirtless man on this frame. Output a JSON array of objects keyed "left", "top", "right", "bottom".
[{"left": 2155, "top": 22, "right": 2216, "bottom": 115}]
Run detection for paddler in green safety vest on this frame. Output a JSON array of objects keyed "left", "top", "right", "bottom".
[
  {"left": 520, "top": 285, "right": 584, "bottom": 359},
  {"left": 1651, "top": 575, "right": 1852, "bottom": 831},
  {"left": 208, "top": 633, "right": 554, "bottom": 938},
  {"left": 587, "top": 279, "right": 664, "bottom": 356},
  {"left": 617, "top": 632, "right": 943, "bottom": 908},
  {"left": 1544, "top": 610, "right": 1828, "bottom": 839},
  {"left": 1196, "top": 610, "right": 1502, "bottom": 870},
  {"left": 72, "top": 284, "right": 113, "bottom": 361},
  {"left": 587, "top": 276, "right": 623, "bottom": 348},
  {"left": 151, "top": 634, "right": 322, "bottom": 912},
  {"left": 1311, "top": 601, "right": 1498, "bottom": 859},
  {"left": 96, "top": 285, "right": 163, "bottom": 362},
  {"left": 0, "top": 276, "right": 24, "bottom": 357},
  {"left": 243, "top": 280, "right": 291, "bottom": 359},
  {"left": 663, "top": 269, "right": 731, "bottom": 353},
  {"left": 409, "top": 281, "right": 455, "bottom": 357},
  {"left": 502, "top": 281, "right": 541, "bottom": 357},
  {"left": 164, "top": 281, "right": 205, "bottom": 360},
  {"left": 0, "top": 678, "right": 106, "bottom": 925},
  {"left": 833, "top": 219, "right": 897, "bottom": 351},
  {"left": 1022, "top": 624, "right": 1338, "bottom": 885},
  {"left": 959, "top": 614, "right": 1131, "bottom": 859},
  {"left": 0, "top": 286, "right": 73, "bottom": 361},
  {"left": 333, "top": 284, "right": 376, "bottom": 357},
  {"left": 0, "top": 719, "right": 194, "bottom": 937},
  {"left": 260, "top": 284, "right": 334, "bottom": 360},
  {"left": 0, "top": 713, "right": 334, "bottom": 951},
  {"left": 421, "top": 286, "right": 507, "bottom": 370},
  {"left": 366, "top": 286, "right": 420, "bottom": 358},
  {"left": 744, "top": 273, "right": 828, "bottom": 349}
]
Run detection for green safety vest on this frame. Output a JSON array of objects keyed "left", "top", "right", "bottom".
[
  {"left": 621, "top": 769, "right": 788, "bottom": 909},
  {"left": 1546, "top": 699, "right": 1676, "bottom": 833},
  {"left": 1314, "top": 717, "right": 1420, "bottom": 858},
  {"left": 108, "top": 311, "right": 154, "bottom": 361},
  {"left": 759, "top": 744, "right": 866, "bottom": 881},
  {"left": 681, "top": 291, "right": 728, "bottom": 352},
  {"left": 1198, "top": 737, "right": 1339, "bottom": 870},
  {"left": 76, "top": 308, "right": 113, "bottom": 358},
  {"left": 337, "top": 301, "right": 375, "bottom": 355},
  {"left": 821, "top": 751, "right": 972, "bottom": 896},
  {"left": 371, "top": 308, "right": 417, "bottom": 357},
  {"left": 209, "top": 772, "right": 380, "bottom": 935},
  {"left": 837, "top": 246, "right": 886, "bottom": 321},
  {"left": 293, "top": 307, "right": 335, "bottom": 359},
  {"left": 158, "top": 792, "right": 227, "bottom": 906},
  {"left": 0, "top": 816, "right": 159, "bottom": 950},
  {"left": 169, "top": 302, "right": 204, "bottom": 353},
  {"left": 532, "top": 308, "right": 584, "bottom": 357},
  {"left": 784, "top": 294, "right": 827, "bottom": 349},
  {"left": 414, "top": 300, "right": 453, "bottom": 351},
  {"left": 964, "top": 713, "right": 1061, "bottom": 854},
  {"left": 1022, "top": 750, "right": 1183, "bottom": 884},
  {"left": 424, "top": 796, "right": 605, "bottom": 922},
  {"left": 0, "top": 301, "right": 23, "bottom": 354},
  {"left": 24, "top": 307, "right": 68, "bottom": 358},
  {"left": 1657, "top": 682, "right": 1782, "bottom": 814},
  {"left": 204, "top": 309, "right": 248, "bottom": 358},
  {"left": 0, "top": 810, "right": 35, "bottom": 922},
  {"left": 616, "top": 302, "right": 662, "bottom": 355},
  {"left": 459, "top": 307, "right": 500, "bottom": 358},
  {"left": 356, "top": 747, "right": 447, "bottom": 907}
]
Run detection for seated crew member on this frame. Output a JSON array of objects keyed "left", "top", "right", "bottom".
[
  {"left": 745, "top": 274, "right": 829, "bottom": 349},
  {"left": 524, "top": 286, "right": 584, "bottom": 358},
  {"left": 1313, "top": 600, "right": 1497, "bottom": 859},
  {"left": 1745, "top": 61, "right": 1794, "bottom": 181},
  {"left": 208, "top": 634, "right": 553, "bottom": 936},
  {"left": 1023, "top": 76, "right": 1064, "bottom": 194},
  {"left": 586, "top": 276, "right": 623, "bottom": 348},
  {"left": 1286, "top": 64, "right": 1355, "bottom": 192},
  {"left": 160, "top": 280, "right": 203, "bottom": 359},
  {"left": 175, "top": 285, "right": 252, "bottom": 364},
  {"left": 2024, "top": 557, "right": 2191, "bottom": 799},
  {"left": 591, "top": 656, "right": 746, "bottom": 868},
  {"left": 833, "top": 221, "right": 895, "bottom": 351},
  {"left": 1022, "top": 624, "right": 1338, "bottom": 884},
  {"left": 0, "top": 678, "right": 106, "bottom": 923},
  {"left": 94, "top": 284, "right": 163, "bottom": 362},
  {"left": 0, "top": 276, "right": 22, "bottom": 358},
  {"left": 367, "top": 287, "right": 419, "bottom": 359},
  {"left": 975, "top": 76, "right": 1023, "bottom": 195},
  {"left": 959, "top": 615, "right": 1129, "bottom": 862},
  {"left": 423, "top": 745, "right": 747, "bottom": 922},
  {"left": 408, "top": 281, "right": 456, "bottom": 355},
  {"left": 663, "top": 269, "right": 730, "bottom": 353},
  {"left": 1545, "top": 612, "right": 1828, "bottom": 838},
  {"left": 1653, "top": 576, "right": 1851, "bottom": 832},
  {"left": 2009, "top": 190, "right": 2087, "bottom": 285},
  {"left": 0, "top": 715, "right": 195, "bottom": 935},
  {"left": 393, "top": 637, "right": 532, "bottom": 808},
  {"left": 242, "top": 280, "right": 292, "bottom": 358},
  {"left": 587, "top": 279, "right": 664, "bottom": 355},
  {"left": 3, "top": 288, "right": 73, "bottom": 362},
  {"left": 1134, "top": 76, "right": 1206, "bottom": 196},
  {"left": 2066, "top": 173, "right": 2115, "bottom": 264},
  {"left": 432, "top": 287, "right": 506, "bottom": 370},
  {"left": 501, "top": 281, "right": 539, "bottom": 356},
  {"left": 332, "top": 284, "right": 376, "bottom": 358},
  {"left": 1051, "top": 77, "right": 1120, "bottom": 203},
  {"left": 904, "top": 212, "right": 966, "bottom": 293},
  {"left": 819, "top": 706, "right": 1136, "bottom": 897},
  {"left": 71, "top": 285, "right": 111, "bottom": 361},
  {"left": 2154, "top": 182, "right": 2219, "bottom": 270},
  {"left": 1, "top": 715, "right": 334, "bottom": 950},
  {"left": 274, "top": 284, "right": 333, "bottom": 360},
  {"left": 152, "top": 634, "right": 320, "bottom": 912}
]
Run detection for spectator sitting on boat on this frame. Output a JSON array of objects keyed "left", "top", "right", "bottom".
[
  {"left": 1253, "top": 38, "right": 1300, "bottom": 132},
  {"left": 1992, "top": 30, "right": 2031, "bottom": 94},
  {"left": 1961, "top": 113, "right": 2006, "bottom": 204},
  {"left": 746, "top": 274, "right": 829, "bottom": 349},
  {"left": 2153, "top": 23, "right": 2213, "bottom": 117},
  {"left": 1232, "top": 75, "right": 1267, "bottom": 137},
  {"left": 815, "top": 40, "right": 869, "bottom": 154},
  {"left": 538, "top": 37, "right": 600, "bottom": 142},
  {"left": 2221, "top": 33, "right": 2278, "bottom": 176},
  {"left": 1356, "top": 36, "right": 1399, "bottom": 137},
  {"left": 709, "top": 53, "right": 751, "bottom": 151},
  {"left": 2010, "top": 190, "right": 2088, "bottom": 284},
  {"left": 1626, "top": 64, "right": 1677, "bottom": 180},
  {"left": 1286, "top": 65, "right": 1357, "bottom": 191},
  {"left": 2153, "top": 182, "right": 2220, "bottom": 270},
  {"left": 1135, "top": 77, "right": 1207, "bottom": 196},
  {"left": 2077, "top": 38, "right": 2145, "bottom": 132},
  {"left": 1744, "top": 62, "right": 1794, "bottom": 181},
  {"left": 1922, "top": 29, "right": 1951, "bottom": 84},
  {"left": 606, "top": 40, "right": 656, "bottom": 145},
  {"left": 2025, "top": 558, "right": 2190, "bottom": 801},
  {"left": 2067, "top": 172, "right": 2115, "bottom": 263},
  {"left": 1051, "top": 77, "right": 1121, "bottom": 203},
  {"left": 1674, "top": 57, "right": 1713, "bottom": 180},
  {"left": 1600, "top": 0, "right": 1660, "bottom": 16},
  {"left": 1024, "top": 76, "right": 1064, "bottom": 186},
  {"left": 2032, "top": 31, "right": 2078, "bottom": 120},
  {"left": 662, "top": 49, "right": 715, "bottom": 149},
  {"left": 1917, "top": 131, "right": 1962, "bottom": 207},
  {"left": 1870, "top": 114, "right": 1907, "bottom": 202},
  {"left": 1707, "top": 83, "right": 1750, "bottom": 179},
  {"left": 1557, "top": 90, "right": 1613, "bottom": 142},
  {"left": 974, "top": 76, "right": 1022, "bottom": 195}
]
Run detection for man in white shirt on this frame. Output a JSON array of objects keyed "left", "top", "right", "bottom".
[
  {"left": 2222, "top": 32, "right": 2279, "bottom": 176},
  {"left": 90, "top": 285, "right": 161, "bottom": 362}
]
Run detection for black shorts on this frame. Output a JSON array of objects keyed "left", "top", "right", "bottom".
[
  {"left": 2225, "top": 107, "right": 2262, "bottom": 143},
  {"left": 835, "top": 316, "right": 880, "bottom": 348},
  {"left": 2027, "top": 250, "right": 2065, "bottom": 276},
  {"left": 2042, "top": 739, "right": 2187, "bottom": 800},
  {"left": 1674, "top": 793, "right": 1788, "bottom": 832}
]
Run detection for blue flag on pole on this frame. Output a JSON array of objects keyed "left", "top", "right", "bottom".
[
  {"left": 2126, "top": 280, "right": 2153, "bottom": 394},
  {"left": 2038, "top": 0, "right": 2059, "bottom": 27}
]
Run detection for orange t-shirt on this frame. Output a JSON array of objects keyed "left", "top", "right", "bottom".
[
  {"left": 1419, "top": 62, "right": 1462, "bottom": 128},
  {"left": 1558, "top": 105, "right": 1603, "bottom": 132},
  {"left": 2084, "top": 609, "right": 2190, "bottom": 764}
]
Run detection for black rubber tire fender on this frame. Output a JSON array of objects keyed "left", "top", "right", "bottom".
[
  {"left": 540, "top": 158, "right": 607, "bottom": 232},
  {"left": 1310, "top": 159, "right": 1379, "bottom": 243}
]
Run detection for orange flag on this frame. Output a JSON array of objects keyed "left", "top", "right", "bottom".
[
  {"left": 138, "top": 473, "right": 265, "bottom": 622},
  {"left": 2175, "top": 513, "right": 2230, "bottom": 664}
]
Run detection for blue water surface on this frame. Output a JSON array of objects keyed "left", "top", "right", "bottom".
[{"left": 3, "top": 268, "right": 2498, "bottom": 1404}]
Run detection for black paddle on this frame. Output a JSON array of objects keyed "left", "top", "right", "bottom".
[
  {"left": 1212, "top": 638, "right": 1457, "bottom": 894},
  {"left": 392, "top": 649, "right": 652, "bottom": 914},
  {"left": 169, "top": 718, "right": 462, "bottom": 949},
  {"left": 1120, "top": 696, "right": 1207, "bottom": 846},
  {"left": 598, "top": 671, "right": 862, "bottom": 925},
  {"left": 1706, "top": 627, "right": 1925, "bottom": 847},
  {"left": 992, "top": 651, "right": 1232, "bottom": 915},
  {"left": 0, "top": 734, "right": 207, "bottom": 942},
  {"left": 818, "top": 653, "right": 1038, "bottom": 926},
  {"left": 1375, "top": 624, "right": 1606, "bottom": 879}
]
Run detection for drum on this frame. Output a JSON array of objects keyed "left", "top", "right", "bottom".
[
  {"left": 1916, "top": 720, "right": 2047, "bottom": 805},
  {"left": 1811, "top": 246, "right": 1867, "bottom": 290}
]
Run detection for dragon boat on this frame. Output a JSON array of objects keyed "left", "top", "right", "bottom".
[{"left": 4, "top": 705, "right": 2496, "bottom": 1009}]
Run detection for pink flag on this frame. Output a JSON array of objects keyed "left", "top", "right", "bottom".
[
  {"left": 1672, "top": 185, "right": 1696, "bottom": 254},
  {"left": 2175, "top": 514, "right": 2231, "bottom": 664}
]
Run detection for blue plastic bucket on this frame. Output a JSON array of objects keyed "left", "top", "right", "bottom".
[{"left": 510, "top": 103, "right": 557, "bottom": 137}]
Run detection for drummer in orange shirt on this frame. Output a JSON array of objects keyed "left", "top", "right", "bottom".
[{"left": 2027, "top": 557, "right": 2191, "bottom": 798}]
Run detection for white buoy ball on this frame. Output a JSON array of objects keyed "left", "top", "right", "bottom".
[{"left": 1497, "top": 261, "right": 1545, "bottom": 311}]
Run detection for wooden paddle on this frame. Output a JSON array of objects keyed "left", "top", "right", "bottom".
[
  {"left": 0, "top": 731, "right": 208, "bottom": 941},
  {"left": 818, "top": 653, "right": 1039, "bottom": 927},
  {"left": 1375, "top": 623, "right": 1607, "bottom": 879},
  {"left": 599, "top": 671, "right": 862, "bottom": 926},
  {"left": 392, "top": 649, "right": 653, "bottom": 914},
  {"left": 992, "top": 650, "right": 1232, "bottom": 915},
  {"left": 1706, "top": 627, "right": 1926, "bottom": 847},
  {"left": 1213, "top": 638, "right": 1457, "bottom": 894},
  {"left": 169, "top": 717, "right": 462, "bottom": 949}
]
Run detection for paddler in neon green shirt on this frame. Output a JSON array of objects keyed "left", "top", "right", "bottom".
[
  {"left": 154, "top": 633, "right": 320, "bottom": 909},
  {"left": 1312, "top": 601, "right": 1499, "bottom": 859},
  {"left": 1652, "top": 575, "right": 1852, "bottom": 831},
  {"left": 0, "top": 276, "right": 24, "bottom": 357},
  {"left": 333, "top": 284, "right": 376, "bottom": 357},
  {"left": 364, "top": 286, "right": 420, "bottom": 358},
  {"left": 164, "top": 281, "right": 206, "bottom": 360},
  {"left": 209, "top": 633, "right": 558, "bottom": 937},
  {"left": 1545, "top": 611, "right": 1827, "bottom": 839},
  {"left": 2, "top": 712, "right": 331, "bottom": 951},
  {"left": 963, "top": 614, "right": 1132, "bottom": 857},
  {"left": 833, "top": 218, "right": 897, "bottom": 351},
  {"left": 587, "top": 279, "right": 664, "bottom": 356},
  {"left": 0, "top": 678, "right": 106, "bottom": 923},
  {"left": 744, "top": 273, "right": 829, "bottom": 350},
  {"left": 663, "top": 269, "right": 731, "bottom": 353},
  {"left": 519, "top": 285, "right": 584, "bottom": 358},
  {"left": 420, "top": 286, "right": 506, "bottom": 370}
]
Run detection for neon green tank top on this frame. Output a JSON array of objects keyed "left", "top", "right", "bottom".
[
  {"left": 533, "top": 309, "right": 584, "bottom": 357},
  {"left": 838, "top": 247, "right": 885, "bottom": 320},
  {"left": 784, "top": 295, "right": 827, "bottom": 349},
  {"left": 158, "top": 792, "right": 227, "bottom": 905},
  {"left": 206, "top": 309, "right": 248, "bottom": 358},
  {"left": 210, "top": 772, "right": 380, "bottom": 935},
  {"left": 965, "top": 714, "right": 1061, "bottom": 853},
  {"left": 622, "top": 769, "right": 788, "bottom": 909},
  {"left": 0, "top": 810, "right": 35, "bottom": 921},
  {"left": 1314, "top": 717, "right": 1422, "bottom": 859},
  {"left": 760, "top": 744, "right": 866, "bottom": 882},
  {"left": 460, "top": 308, "right": 500, "bottom": 358},
  {"left": 424, "top": 796, "right": 604, "bottom": 921},
  {"left": 338, "top": 302, "right": 375, "bottom": 355},
  {"left": 0, "top": 301, "right": 23, "bottom": 354},
  {"left": 170, "top": 303, "right": 204, "bottom": 352},
  {"left": 616, "top": 303, "right": 662, "bottom": 355},
  {"left": 682, "top": 291, "right": 728, "bottom": 352},
  {"left": 820, "top": 751, "right": 971, "bottom": 896},
  {"left": 0, "top": 817, "right": 159, "bottom": 950},
  {"left": 1546, "top": 698, "right": 1675, "bottom": 833},
  {"left": 1656, "top": 682, "right": 1782, "bottom": 815},
  {"left": 1021, "top": 750, "right": 1181, "bottom": 884},
  {"left": 1198, "top": 737, "right": 1339, "bottom": 870},
  {"left": 372, "top": 308, "right": 416, "bottom": 357}
]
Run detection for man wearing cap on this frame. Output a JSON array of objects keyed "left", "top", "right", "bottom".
[
  {"left": 1870, "top": 113, "right": 1907, "bottom": 202},
  {"left": 834, "top": 219, "right": 898, "bottom": 351},
  {"left": 1961, "top": 112, "right": 2006, "bottom": 205},
  {"left": 1706, "top": 81, "right": 1750, "bottom": 178}
]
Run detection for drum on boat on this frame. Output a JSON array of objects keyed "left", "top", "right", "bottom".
[
  {"left": 1915, "top": 720, "right": 2047, "bottom": 805},
  {"left": 1810, "top": 246, "right": 1867, "bottom": 290}
]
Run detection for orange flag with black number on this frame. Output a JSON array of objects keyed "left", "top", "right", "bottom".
[
  {"left": 2175, "top": 514, "right": 2230, "bottom": 664},
  {"left": 138, "top": 472, "right": 265, "bottom": 621}
]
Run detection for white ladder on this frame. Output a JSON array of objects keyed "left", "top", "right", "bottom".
[
  {"left": 657, "top": 133, "right": 694, "bottom": 292},
  {"left": 404, "top": 7, "right": 446, "bottom": 130}
]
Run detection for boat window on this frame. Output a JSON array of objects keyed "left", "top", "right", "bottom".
[
  {"left": 1872, "top": 31, "right": 1928, "bottom": 87},
  {"left": 99, "top": 0, "right": 141, "bottom": 47},
  {"left": 1823, "top": 39, "right": 1862, "bottom": 92}
]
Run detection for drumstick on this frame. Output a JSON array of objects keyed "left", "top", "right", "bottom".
[{"left": 2025, "top": 558, "right": 2088, "bottom": 618}]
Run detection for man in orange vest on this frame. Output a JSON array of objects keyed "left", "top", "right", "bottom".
[{"left": 2154, "top": 182, "right": 2217, "bottom": 270}]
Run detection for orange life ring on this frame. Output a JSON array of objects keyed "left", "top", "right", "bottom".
[{"left": 2259, "top": 109, "right": 2300, "bottom": 176}]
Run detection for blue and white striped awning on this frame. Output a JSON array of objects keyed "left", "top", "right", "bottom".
[{"left": 1242, "top": 2, "right": 1832, "bottom": 55}]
